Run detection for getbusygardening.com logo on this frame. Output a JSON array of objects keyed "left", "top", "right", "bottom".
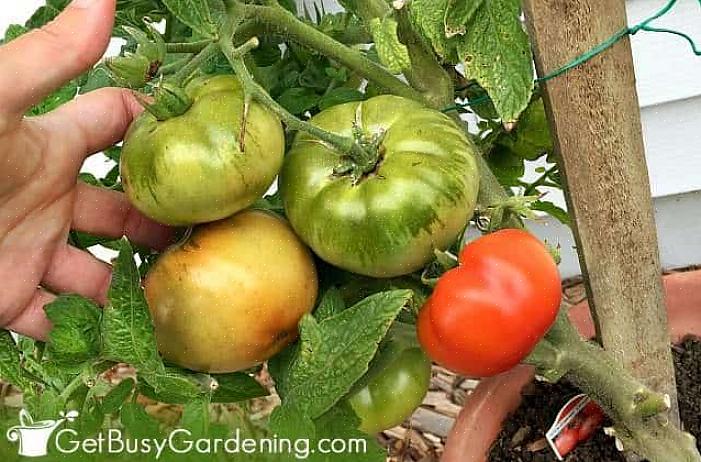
[
  {"left": 6, "top": 409, "right": 79, "bottom": 457},
  {"left": 5, "top": 409, "right": 368, "bottom": 459}
]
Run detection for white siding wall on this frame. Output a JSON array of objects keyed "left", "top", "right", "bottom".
[{"left": 2, "top": 0, "right": 700, "bottom": 277}]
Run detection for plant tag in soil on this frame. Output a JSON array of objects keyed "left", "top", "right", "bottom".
[{"left": 545, "top": 394, "right": 605, "bottom": 460}]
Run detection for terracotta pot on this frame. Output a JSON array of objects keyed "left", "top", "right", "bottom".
[{"left": 442, "top": 270, "right": 701, "bottom": 462}]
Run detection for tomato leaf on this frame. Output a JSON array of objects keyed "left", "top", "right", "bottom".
[
  {"left": 1, "top": 24, "right": 28, "bottom": 44},
  {"left": 102, "top": 239, "right": 163, "bottom": 372},
  {"left": 0, "top": 330, "right": 29, "bottom": 391},
  {"left": 101, "top": 378, "right": 135, "bottom": 414},
  {"left": 79, "top": 65, "right": 116, "bottom": 95},
  {"left": 268, "top": 343, "right": 298, "bottom": 401},
  {"left": 410, "top": 0, "right": 455, "bottom": 59},
  {"left": 24, "top": 389, "right": 63, "bottom": 421},
  {"left": 445, "top": 0, "right": 485, "bottom": 37},
  {"left": 310, "top": 402, "right": 385, "bottom": 462},
  {"left": 139, "top": 367, "right": 211, "bottom": 404},
  {"left": 180, "top": 400, "right": 211, "bottom": 438},
  {"left": 494, "top": 98, "right": 552, "bottom": 161},
  {"left": 269, "top": 403, "right": 316, "bottom": 438},
  {"left": 283, "top": 290, "right": 413, "bottom": 418},
  {"left": 27, "top": 80, "right": 79, "bottom": 116},
  {"left": 486, "top": 145, "right": 526, "bottom": 187},
  {"left": 210, "top": 373, "right": 267, "bottom": 403},
  {"left": 120, "top": 402, "right": 161, "bottom": 438},
  {"left": 25, "top": 0, "right": 69, "bottom": 30},
  {"left": 531, "top": 200, "right": 571, "bottom": 226},
  {"left": 318, "top": 88, "right": 366, "bottom": 111},
  {"left": 313, "top": 287, "right": 346, "bottom": 322},
  {"left": 44, "top": 295, "right": 102, "bottom": 365},
  {"left": 278, "top": 87, "right": 321, "bottom": 115},
  {"left": 160, "top": 0, "right": 219, "bottom": 38},
  {"left": 455, "top": 0, "right": 534, "bottom": 122},
  {"left": 369, "top": 16, "right": 411, "bottom": 74},
  {"left": 79, "top": 397, "right": 107, "bottom": 436}
]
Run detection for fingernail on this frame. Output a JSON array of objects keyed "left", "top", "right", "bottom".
[{"left": 71, "top": 0, "right": 96, "bottom": 8}]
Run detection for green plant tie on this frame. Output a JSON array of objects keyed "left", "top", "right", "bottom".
[{"left": 444, "top": 0, "right": 701, "bottom": 113}]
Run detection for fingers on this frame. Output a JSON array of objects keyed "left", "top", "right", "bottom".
[
  {"left": 73, "top": 182, "right": 174, "bottom": 250},
  {"left": 42, "top": 244, "right": 112, "bottom": 306},
  {"left": 6, "top": 289, "right": 56, "bottom": 341},
  {"left": 0, "top": 0, "right": 116, "bottom": 121},
  {"left": 40, "top": 87, "right": 143, "bottom": 166}
]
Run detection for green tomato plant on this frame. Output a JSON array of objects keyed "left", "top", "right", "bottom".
[{"left": 0, "top": 1, "right": 697, "bottom": 461}]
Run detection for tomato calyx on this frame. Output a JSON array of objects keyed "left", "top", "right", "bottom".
[
  {"left": 139, "top": 83, "right": 194, "bottom": 121},
  {"left": 106, "top": 24, "right": 165, "bottom": 89},
  {"left": 333, "top": 111, "right": 387, "bottom": 184}
]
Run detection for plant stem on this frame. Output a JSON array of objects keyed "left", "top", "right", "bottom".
[
  {"left": 525, "top": 313, "right": 700, "bottom": 462},
  {"left": 473, "top": 154, "right": 524, "bottom": 229},
  {"left": 171, "top": 42, "right": 221, "bottom": 86},
  {"left": 219, "top": 37, "right": 361, "bottom": 157},
  {"left": 159, "top": 55, "right": 193, "bottom": 75},
  {"left": 59, "top": 370, "right": 89, "bottom": 404},
  {"left": 236, "top": 3, "right": 425, "bottom": 103},
  {"left": 524, "top": 164, "right": 558, "bottom": 196},
  {"left": 165, "top": 40, "right": 213, "bottom": 54}
]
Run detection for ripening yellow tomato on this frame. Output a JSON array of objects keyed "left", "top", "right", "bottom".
[{"left": 144, "top": 210, "right": 318, "bottom": 373}]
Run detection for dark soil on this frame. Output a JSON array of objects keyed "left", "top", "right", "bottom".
[{"left": 488, "top": 337, "right": 701, "bottom": 462}]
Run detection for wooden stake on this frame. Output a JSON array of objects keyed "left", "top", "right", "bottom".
[{"left": 522, "top": 0, "right": 678, "bottom": 420}]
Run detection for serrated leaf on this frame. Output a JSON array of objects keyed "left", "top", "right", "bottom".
[
  {"left": 456, "top": 0, "right": 534, "bottom": 122},
  {"left": 445, "top": 0, "right": 485, "bottom": 37},
  {"left": 102, "top": 240, "right": 163, "bottom": 372},
  {"left": 2, "top": 24, "right": 28, "bottom": 43},
  {"left": 278, "top": 87, "right": 320, "bottom": 115},
  {"left": 101, "top": 378, "right": 135, "bottom": 414},
  {"left": 318, "top": 88, "right": 365, "bottom": 111},
  {"left": 410, "top": 0, "right": 453, "bottom": 58},
  {"left": 486, "top": 144, "right": 525, "bottom": 187},
  {"left": 180, "top": 400, "right": 210, "bottom": 438},
  {"left": 25, "top": 0, "right": 69, "bottom": 30},
  {"left": 161, "top": 0, "right": 217, "bottom": 37},
  {"left": 268, "top": 404, "right": 315, "bottom": 441},
  {"left": 28, "top": 80, "right": 78, "bottom": 116},
  {"left": 314, "top": 287, "right": 346, "bottom": 322},
  {"left": 268, "top": 343, "right": 298, "bottom": 401},
  {"left": 369, "top": 17, "right": 410, "bottom": 74},
  {"left": 0, "top": 330, "right": 29, "bottom": 391},
  {"left": 78, "top": 398, "right": 106, "bottom": 436},
  {"left": 310, "top": 402, "right": 384, "bottom": 462},
  {"left": 284, "top": 290, "right": 413, "bottom": 418},
  {"left": 139, "top": 367, "right": 210, "bottom": 404},
  {"left": 44, "top": 295, "right": 102, "bottom": 364},
  {"left": 25, "top": 389, "right": 63, "bottom": 421},
  {"left": 531, "top": 200, "right": 571, "bottom": 226},
  {"left": 495, "top": 98, "right": 552, "bottom": 161},
  {"left": 347, "top": 322, "right": 420, "bottom": 394},
  {"left": 121, "top": 403, "right": 161, "bottom": 438},
  {"left": 79, "top": 65, "right": 116, "bottom": 94},
  {"left": 211, "top": 373, "right": 267, "bottom": 403}
]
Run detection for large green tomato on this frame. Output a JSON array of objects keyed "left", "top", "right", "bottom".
[
  {"left": 121, "top": 75, "right": 285, "bottom": 226},
  {"left": 348, "top": 324, "right": 432, "bottom": 434},
  {"left": 279, "top": 96, "right": 480, "bottom": 277}
]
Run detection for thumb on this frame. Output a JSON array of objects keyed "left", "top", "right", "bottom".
[{"left": 0, "top": 0, "right": 117, "bottom": 119}]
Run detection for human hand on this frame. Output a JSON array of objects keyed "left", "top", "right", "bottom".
[{"left": 0, "top": 0, "right": 172, "bottom": 340}]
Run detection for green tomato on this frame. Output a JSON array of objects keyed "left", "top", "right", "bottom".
[
  {"left": 348, "top": 329, "right": 432, "bottom": 434},
  {"left": 279, "top": 95, "right": 480, "bottom": 277},
  {"left": 121, "top": 75, "right": 285, "bottom": 226}
]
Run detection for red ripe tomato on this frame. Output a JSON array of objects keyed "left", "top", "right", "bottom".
[{"left": 417, "top": 229, "right": 561, "bottom": 377}]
